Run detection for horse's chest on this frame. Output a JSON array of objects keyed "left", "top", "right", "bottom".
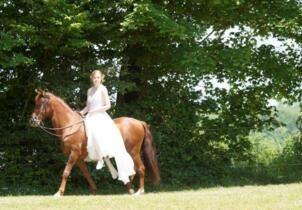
[{"left": 62, "top": 140, "right": 83, "bottom": 156}]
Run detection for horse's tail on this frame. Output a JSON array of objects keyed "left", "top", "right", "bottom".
[{"left": 141, "top": 121, "right": 160, "bottom": 185}]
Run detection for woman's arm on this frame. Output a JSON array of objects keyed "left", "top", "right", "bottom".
[{"left": 88, "top": 86, "right": 111, "bottom": 113}]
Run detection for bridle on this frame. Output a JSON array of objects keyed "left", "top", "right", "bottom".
[{"left": 32, "top": 95, "right": 85, "bottom": 141}]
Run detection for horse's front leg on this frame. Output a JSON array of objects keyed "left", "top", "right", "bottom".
[{"left": 54, "top": 151, "right": 78, "bottom": 197}]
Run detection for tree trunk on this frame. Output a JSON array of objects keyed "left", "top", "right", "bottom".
[{"left": 116, "top": 45, "right": 145, "bottom": 111}]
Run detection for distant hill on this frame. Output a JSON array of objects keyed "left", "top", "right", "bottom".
[{"left": 261, "top": 103, "right": 300, "bottom": 145}]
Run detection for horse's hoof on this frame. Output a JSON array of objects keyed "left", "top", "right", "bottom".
[
  {"left": 133, "top": 189, "right": 145, "bottom": 196},
  {"left": 54, "top": 191, "right": 62, "bottom": 198},
  {"left": 129, "top": 189, "right": 135, "bottom": 195}
]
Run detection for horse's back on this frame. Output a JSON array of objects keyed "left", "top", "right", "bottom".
[{"left": 114, "top": 117, "right": 144, "bottom": 133}]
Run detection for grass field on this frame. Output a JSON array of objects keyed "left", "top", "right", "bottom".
[{"left": 1, "top": 183, "right": 302, "bottom": 210}]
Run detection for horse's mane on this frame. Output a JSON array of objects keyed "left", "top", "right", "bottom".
[{"left": 47, "top": 92, "right": 74, "bottom": 112}]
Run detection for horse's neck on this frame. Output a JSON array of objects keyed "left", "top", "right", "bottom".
[{"left": 51, "top": 98, "right": 76, "bottom": 128}]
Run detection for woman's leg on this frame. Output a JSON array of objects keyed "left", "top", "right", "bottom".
[{"left": 104, "top": 157, "right": 118, "bottom": 179}]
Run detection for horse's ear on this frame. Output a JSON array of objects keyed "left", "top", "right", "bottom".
[
  {"left": 35, "top": 88, "right": 44, "bottom": 94},
  {"left": 41, "top": 90, "right": 46, "bottom": 96},
  {"left": 34, "top": 89, "right": 43, "bottom": 102}
]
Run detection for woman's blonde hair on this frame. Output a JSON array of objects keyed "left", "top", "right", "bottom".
[{"left": 90, "top": 70, "right": 105, "bottom": 83}]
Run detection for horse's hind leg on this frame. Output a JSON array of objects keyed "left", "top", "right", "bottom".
[
  {"left": 134, "top": 155, "right": 145, "bottom": 195},
  {"left": 127, "top": 175, "right": 135, "bottom": 194},
  {"left": 77, "top": 160, "right": 97, "bottom": 195}
]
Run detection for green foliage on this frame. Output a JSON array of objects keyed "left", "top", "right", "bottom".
[
  {"left": 279, "top": 134, "right": 302, "bottom": 163},
  {"left": 249, "top": 133, "right": 280, "bottom": 165},
  {"left": 121, "top": 2, "right": 189, "bottom": 39},
  {"left": 0, "top": 31, "right": 33, "bottom": 68}
]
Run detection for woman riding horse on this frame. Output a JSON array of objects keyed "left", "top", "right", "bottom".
[{"left": 29, "top": 71, "right": 160, "bottom": 196}]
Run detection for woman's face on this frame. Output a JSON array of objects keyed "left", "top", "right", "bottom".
[{"left": 91, "top": 73, "right": 101, "bottom": 86}]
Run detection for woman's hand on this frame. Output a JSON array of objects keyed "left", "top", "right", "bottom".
[
  {"left": 79, "top": 105, "right": 89, "bottom": 116},
  {"left": 76, "top": 110, "right": 84, "bottom": 117}
]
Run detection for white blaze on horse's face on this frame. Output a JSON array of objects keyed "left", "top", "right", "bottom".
[
  {"left": 30, "top": 92, "right": 51, "bottom": 127},
  {"left": 30, "top": 99, "right": 43, "bottom": 127}
]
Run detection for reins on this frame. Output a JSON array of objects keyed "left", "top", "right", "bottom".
[
  {"left": 37, "top": 118, "right": 85, "bottom": 140},
  {"left": 38, "top": 119, "right": 84, "bottom": 131}
]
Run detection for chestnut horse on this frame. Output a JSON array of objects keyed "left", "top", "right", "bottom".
[{"left": 29, "top": 89, "right": 160, "bottom": 196}]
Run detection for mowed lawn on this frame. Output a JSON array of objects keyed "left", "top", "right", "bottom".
[{"left": 1, "top": 183, "right": 302, "bottom": 210}]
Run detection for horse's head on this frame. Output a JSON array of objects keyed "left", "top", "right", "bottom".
[{"left": 29, "top": 89, "right": 53, "bottom": 127}]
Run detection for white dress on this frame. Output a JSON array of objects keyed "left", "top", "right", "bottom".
[{"left": 83, "top": 85, "right": 135, "bottom": 184}]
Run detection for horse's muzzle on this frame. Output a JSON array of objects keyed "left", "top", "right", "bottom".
[{"left": 29, "top": 116, "right": 39, "bottom": 127}]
